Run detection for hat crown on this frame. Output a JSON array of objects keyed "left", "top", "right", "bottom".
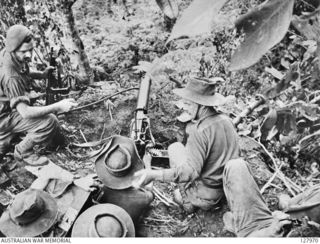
[
  {"left": 186, "top": 78, "right": 216, "bottom": 97},
  {"left": 9, "top": 190, "right": 45, "bottom": 225},
  {"left": 107, "top": 146, "right": 130, "bottom": 170},
  {"left": 172, "top": 77, "right": 227, "bottom": 107},
  {"left": 104, "top": 145, "right": 131, "bottom": 177},
  {"left": 71, "top": 204, "right": 135, "bottom": 237},
  {"left": 6, "top": 24, "right": 32, "bottom": 52},
  {"left": 95, "top": 135, "right": 144, "bottom": 190},
  {"left": 89, "top": 213, "right": 127, "bottom": 237}
]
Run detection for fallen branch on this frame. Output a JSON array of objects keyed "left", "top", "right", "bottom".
[
  {"left": 80, "top": 129, "right": 93, "bottom": 151},
  {"left": 100, "top": 123, "right": 106, "bottom": 141},
  {"left": 66, "top": 145, "right": 101, "bottom": 159},
  {"left": 65, "top": 146, "right": 83, "bottom": 159},
  {"left": 72, "top": 136, "right": 112, "bottom": 148},
  {"left": 153, "top": 211, "right": 179, "bottom": 222},
  {"left": 141, "top": 223, "right": 168, "bottom": 228},
  {"left": 249, "top": 137, "right": 298, "bottom": 196},
  {"left": 144, "top": 217, "right": 172, "bottom": 223},
  {"left": 278, "top": 172, "right": 303, "bottom": 193},
  {"left": 260, "top": 162, "right": 284, "bottom": 194},
  {"left": 59, "top": 87, "right": 138, "bottom": 115},
  {"left": 277, "top": 171, "right": 296, "bottom": 197},
  {"left": 270, "top": 183, "right": 283, "bottom": 190},
  {"left": 310, "top": 95, "right": 320, "bottom": 104},
  {"left": 153, "top": 186, "right": 179, "bottom": 207},
  {"left": 80, "top": 129, "right": 88, "bottom": 143},
  {"left": 152, "top": 189, "right": 171, "bottom": 207}
]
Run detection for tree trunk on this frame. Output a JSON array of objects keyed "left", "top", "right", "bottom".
[{"left": 60, "top": 0, "right": 94, "bottom": 85}]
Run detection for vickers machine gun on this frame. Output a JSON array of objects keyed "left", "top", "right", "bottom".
[
  {"left": 130, "top": 75, "right": 169, "bottom": 166},
  {"left": 130, "top": 75, "right": 155, "bottom": 157},
  {"left": 46, "top": 47, "right": 71, "bottom": 105}
]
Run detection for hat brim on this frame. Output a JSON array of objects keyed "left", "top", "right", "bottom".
[
  {"left": 0, "top": 191, "right": 58, "bottom": 237},
  {"left": 173, "top": 88, "right": 227, "bottom": 107},
  {"left": 45, "top": 179, "right": 73, "bottom": 198},
  {"left": 95, "top": 135, "right": 144, "bottom": 190},
  {"left": 71, "top": 203, "right": 135, "bottom": 237}
]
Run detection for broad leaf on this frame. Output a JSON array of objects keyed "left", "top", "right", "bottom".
[
  {"left": 291, "top": 9, "right": 320, "bottom": 41},
  {"left": 230, "top": 0, "right": 294, "bottom": 71},
  {"left": 155, "top": 0, "right": 179, "bottom": 20},
  {"left": 260, "top": 108, "right": 296, "bottom": 141},
  {"left": 167, "top": 0, "right": 228, "bottom": 43}
]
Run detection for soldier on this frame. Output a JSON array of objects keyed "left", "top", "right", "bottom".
[
  {"left": 133, "top": 77, "right": 240, "bottom": 213},
  {"left": 0, "top": 25, "right": 77, "bottom": 165}
]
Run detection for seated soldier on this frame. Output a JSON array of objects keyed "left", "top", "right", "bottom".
[
  {"left": 94, "top": 135, "right": 154, "bottom": 225},
  {"left": 0, "top": 24, "right": 77, "bottom": 165},
  {"left": 133, "top": 77, "right": 240, "bottom": 213}
]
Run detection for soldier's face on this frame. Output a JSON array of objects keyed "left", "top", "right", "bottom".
[
  {"left": 14, "top": 41, "right": 34, "bottom": 64},
  {"left": 176, "top": 99, "right": 198, "bottom": 122}
]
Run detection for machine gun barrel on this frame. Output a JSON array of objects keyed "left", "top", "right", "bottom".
[
  {"left": 136, "top": 76, "right": 151, "bottom": 112},
  {"left": 130, "top": 75, "right": 154, "bottom": 157}
]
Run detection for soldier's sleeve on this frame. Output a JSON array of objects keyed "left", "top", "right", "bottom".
[
  {"left": 4, "top": 77, "right": 30, "bottom": 109},
  {"left": 161, "top": 127, "right": 207, "bottom": 183}
]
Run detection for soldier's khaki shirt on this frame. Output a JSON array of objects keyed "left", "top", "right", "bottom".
[
  {"left": 162, "top": 111, "right": 240, "bottom": 189},
  {"left": 0, "top": 50, "right": 32, "bottom": 122}
]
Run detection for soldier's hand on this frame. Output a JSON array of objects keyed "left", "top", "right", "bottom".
[
  {"left": 55, "top": 98, "right": 78, "bottom": 113},
  {"left": 74, "top": 174, "right": 101, "bottom": 192},
  {"left": 272, "top": 211, "right": 292, "bottom": 236},
  {"left": 262, "top": 211, "right": 292, "bottom": 237},
  {"left": 42, "top": 66, "right": 55, "bottom": 79},
  {"left": 132, "top": 169, "right": 155, "bottom": 188}
]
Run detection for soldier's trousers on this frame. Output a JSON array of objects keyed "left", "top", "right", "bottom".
[
  {"left": 168, "top": 142, "right": 224, "bottom": 211},
  {"left": 223, "top": 158, "right": 274, "bottom": 236},
  {"left": 0, "top": 111, "right": 60, "bottom": 158}
]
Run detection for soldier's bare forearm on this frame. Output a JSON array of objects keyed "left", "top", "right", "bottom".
[{"left": 16, "top": 102, "right": 59, "bottom": 119}]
